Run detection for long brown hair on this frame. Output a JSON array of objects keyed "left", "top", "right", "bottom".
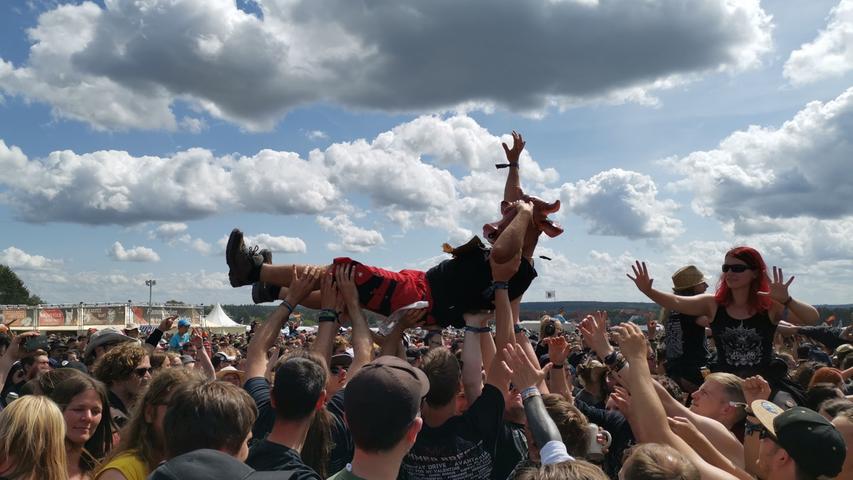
[
  {"left": 104, "top": 368, "right": 204, "bottom": 471},
  {"left": 48, "top": 375, "right": 114, "bottom": 472}
]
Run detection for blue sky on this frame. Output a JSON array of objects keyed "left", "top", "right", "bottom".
[{"left": 1, "top": 0, "right": 853, "bottom": 306}]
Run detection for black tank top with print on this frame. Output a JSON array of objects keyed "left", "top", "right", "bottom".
[{"left": 710, "top": 307, "right": 776, "bottom": 378}]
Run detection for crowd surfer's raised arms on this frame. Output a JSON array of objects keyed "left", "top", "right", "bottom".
[{"left": 0, "top": 132, "right": 848, "bottom": 480}]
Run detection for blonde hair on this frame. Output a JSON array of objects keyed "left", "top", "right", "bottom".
[
  {"left": 623, "top": 443, "right": 700, "bottom": 480},
  {"left": 705, "top": 373, "right": 745, "bottom": 404},
  {"left": 0, "top": 395, "right": 69, "bottom": 480},
  {"left": 515, "top": 460, "right": 609, "bottom": 480}
]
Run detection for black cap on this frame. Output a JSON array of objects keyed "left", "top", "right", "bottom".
[{"left": 752, "top": 400, "right": 846, "bottom": 477}]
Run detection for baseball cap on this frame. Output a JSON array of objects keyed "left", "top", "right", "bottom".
[
  {"left": 125, "top": 322, "right": 140, "bottom": 331},
  {"left": 344, "top": 355, "right": 430, "bottom": 445},
  {"left": 752, "top": 400, "right": 846, "bottom": 477},
  {"left": 330, "top": 353, "right": 353, "bottom": 369},
  {"left": 177, "top": 319, "right": 191, "bottom": 328},
  {"left": 180, "top": 354, "right": 196, "bottom": 366}
]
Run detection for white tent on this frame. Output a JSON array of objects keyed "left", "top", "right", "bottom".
[{"left": 202, "top": 304, "right": 247, "bottom": 333}]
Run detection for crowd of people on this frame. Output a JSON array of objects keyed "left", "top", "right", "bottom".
[{"left": 0, "top": 132, "right": 850, "bottom": 480}]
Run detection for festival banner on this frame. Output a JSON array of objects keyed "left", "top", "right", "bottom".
[
  {"left": 82, "top": 306, "right": 126, "bottom": 326},
  {"left": 38, "top": 308, "right": 66, "bottom": 327},
  {"left": 0, "top": 308, "right": 32, "bottom": 328}
]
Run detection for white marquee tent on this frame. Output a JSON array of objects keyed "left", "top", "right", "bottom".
[{"left": 202, "top": 304, "right": 247, "bottom": 333}]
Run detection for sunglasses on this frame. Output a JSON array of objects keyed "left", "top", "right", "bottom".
[
  {"left": 134, "top": 367, "right": 153, "bottom": 377},
  {"left": 721, "top": 264, "right": 753, "bottom": 273},
  {"left": 330, "top": 366, "right": 347, "bottom": 375}
]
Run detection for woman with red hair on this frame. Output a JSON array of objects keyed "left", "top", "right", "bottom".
[{"left": 627, "top": 246, "right": 819, "bottom": 379}]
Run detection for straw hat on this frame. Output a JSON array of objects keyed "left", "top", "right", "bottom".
[{"left": 672, "top": 265, "right": 707, "bottom": 291}]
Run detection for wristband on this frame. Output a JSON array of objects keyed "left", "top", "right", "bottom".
[
  {"left": 281, "top": 300, "right": 295, "bottom": 313},
  {"left": 492, "top": 281, "right": 510, "bottom": 290},
  {"left": 318, "top": 308, "right": 338, "bottom": 323},
  {"left": 464, "top": 325, "right": 491, "bottom": 333},
  {"left": 520, "top": 386, "right": 540, "bottom": 401},
  {"left": 603, "top": 350, "right": 619, "bottom": 367},
  {"left": 783, "top": 296, "right": 793, "bottom": 307},
  {"left": 744, "top": 421, "right": 763, "bottom": 436},
  {"left": 514, "top": 324, "right": 527, "bottom": 335}
]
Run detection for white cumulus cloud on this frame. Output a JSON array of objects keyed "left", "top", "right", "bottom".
[
  {"left": 108, "top": 242, "right": 160, "bottom": 262},
  {"left": 0, "top": 246, "right": 61, "bottom": 270},
  {"left": 560, "top": 168, "right": 683, "bottom": 239},
  {"left": 317, "top": 214, "right": 385, "bottom": 253},
  {"left": 784, "top": 0, "right": 853, "bottom": 84},
  {"left": 666, "top": 87, "right": 853, "bottom": 232}
]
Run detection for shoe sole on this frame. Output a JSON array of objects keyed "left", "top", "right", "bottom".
[{"left": 226, "top": 228, "right": 243, "bottom": 287}]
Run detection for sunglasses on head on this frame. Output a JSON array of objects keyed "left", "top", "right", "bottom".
[
  {"left": 134, "top": 367, "right": 153, "bottom": 377},
  {"left": 721, "top": 264, "right": 753, "bottom": 273}
]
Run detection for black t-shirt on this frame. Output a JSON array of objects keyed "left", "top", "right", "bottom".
[
  {"left": 426, "top": 246, "right": 537, "bottom": 328},
  {"left": 245, "top": 377, "right": 354, "bottom": 475},
  {"left": 491, "top": 421, "right": 527, "bottom": 480},
  {"left": 245, "top": 376, "right": 276, "bottom": 444},
  {"left": 401, "top": 384, "right": 505, "bottom": 480},
  {"left": 574, "top": 398, "right": 635, "bottom": 480},
  {"left": 245, "top": 439, "right": 321, "bottom": 479},
  {"left": 326, "top": 389, "right": 355, "bottom": 475},
  {"left": 710, "top": 308, "right": 777, "bottom": 378}
]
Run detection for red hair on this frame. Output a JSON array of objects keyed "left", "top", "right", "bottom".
[{"left": 714, "top": 246, "right": 772, "bottom": 312}]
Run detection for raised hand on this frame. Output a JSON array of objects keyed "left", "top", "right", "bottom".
[
  {"left": 335, "top": 264, "right": 360, "bottom": 309},
  {"left": 502, "top": 342, "right": 550, "bottom": 390},
  {"left": 158, "top": 315, "right": 177, "bottom": 332},
  {"left": 501, "top": 130, "right": 526, "bottom": 165},
  {"left": 190, "top": 328, "right": 204, "bottom": 348},
  {"left": 757, "top": 266, "right": 795, "bottom": 304},
  {"left": 612, "top": 322, "right": 647, "bottom": 361},
  {"left": 285, "top": 265, "right": 321, "bottom": 307},
  {"left": 320, "top": 268, "right": 338, "bottom": 310},
  {"left": 609, "top": 386, "right": 633, "bottom": 417},
  {"left": 627, "top": 261, "right": 654, "bottom": 295},
  {"left": 742, "top": 375, "right": 771, "bottom": 405},
  {"left": 399, "top": 308, "right": 428, "bottom": 330},
  {"left": 545, "top": 336, "right": 571, "bottom": 366},
  {"left": 490, "top": 250, "right": 522, "bottom": 282},
  {"left": 579, "top": 311, "right": 612, "bottom": 359},
  {"left": 668, "top": 416, "right": 703, "bottom": 444}
]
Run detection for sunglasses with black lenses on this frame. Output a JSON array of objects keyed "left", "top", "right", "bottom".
[{"left": 721, "top": 264, "right": 753, "bottom": 273}]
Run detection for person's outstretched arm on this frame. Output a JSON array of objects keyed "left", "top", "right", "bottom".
[
  {"left": 143, "top": 316, "right": 177, "bottom": 353},
  {"left": 651, "top": 381, "right": 744, "bottom": 467},
  {"left": 336, "top": 265, "right": 374, "bottom": 378},
  {"left": 668, "top": 417, "right": 753, "bottom": 480},
  {"left": 0, "top": 331, "right": 37, "bottom": 389},
  {"left": 491, "top": 253, "right": 521, "bottom": 354},
  {"left": 189, "top": 330, "right": 215, "bottom": 380},
  {"left": 503, "top": 343, "right": 573, "bottom": 466},
  {"left": 628, "top": 261, "right": 717, "bottom": 318},
  {"left": 245, "top": 266, "right": 320, "bottom": 380},
  {"left": 501, "top": 131, "right": 524, "bottom": 203},
  {"left": 463, "top": 313, "right": 488, "bottom": 404},
  {"left": 311, "top": 270, "right": 340, "bottom": 367},
  {"left": 545, "top": 336, "right": 572, "bottom": 400},
  {"left": 615, "top": 323, "right": 737, "bottom": 480}
]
